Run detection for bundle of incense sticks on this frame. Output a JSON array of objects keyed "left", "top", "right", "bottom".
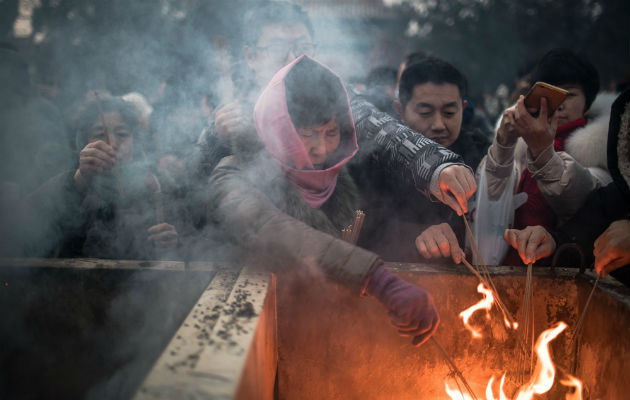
[
  {"left": 341, "top": 210, "right": 365, "bottom": 245},
  {"left": 517, "top": 262, "right": 535, "bottom": 383},
  {"left": 145, "top": 173, "right": 164, "bottom": 224},
  {"left": 461, "top": 215, "right": 537, "bottom": 368},
  {"left": 461, "top": 215, "right": 518, "bottom": 330},
  {"left": 94, "top": 92, "right": 124, "bottom": 199}
]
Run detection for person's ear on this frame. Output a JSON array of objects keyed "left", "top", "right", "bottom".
[{"left": 394, "top": 99, "right": 404, "bottom": 120}]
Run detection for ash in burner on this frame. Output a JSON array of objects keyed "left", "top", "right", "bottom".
[{"left": 236, "top": 301, "right": 256, "bottom": 318}]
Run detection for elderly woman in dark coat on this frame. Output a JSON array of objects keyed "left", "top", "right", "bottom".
[
  {"left": 24, "top": 96, "right": 185, "bottom": 260},
  {"left": 207, "top": 56, "right": 439, "bottom": 346}
]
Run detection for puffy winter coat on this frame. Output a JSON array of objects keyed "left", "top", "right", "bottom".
[
  {"left": 480, "top": 93, "right": 616, "bottom": 225},
  {"left": 552, "top": 90, "right": 630, "bottom": 284},
  {"left": 206, "top": 57, "right": 381, "bottom": 293}
]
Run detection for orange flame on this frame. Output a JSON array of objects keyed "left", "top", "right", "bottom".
[
  {"left": 513, "top": 321, "right": 566, "bottom": 399},
  {"left": 459, "top": 283, "right": 494, "bottom": 338},
  {"left": 445, "top": 321, "right": 582, "bottom": 400},
  {"left": 560, "top": 375, "right": 583, "bottom": 400}
]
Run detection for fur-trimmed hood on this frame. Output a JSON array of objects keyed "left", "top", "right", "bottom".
[
  {"left": 253, "top": 56, "right": 358, "bottom": 209},
  {"left": 564, "top": 92, "right": 617, "bottom": 170},
  {"left": 607, "top": 89, "right": 630, "bottom": 201}
]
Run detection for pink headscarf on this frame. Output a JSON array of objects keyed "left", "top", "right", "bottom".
[{"left": 253, "top": 56, "right": 358, "bottom": 208}]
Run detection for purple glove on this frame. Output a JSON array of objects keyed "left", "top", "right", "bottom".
[{"left": 366, "top": 266, "right": 439, "bottom": 346}]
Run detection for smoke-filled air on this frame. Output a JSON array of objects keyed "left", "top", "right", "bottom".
[{"left": 1, "top": 0, "right": 629, "bottom": 399}]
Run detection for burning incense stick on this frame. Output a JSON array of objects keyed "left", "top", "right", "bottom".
[
  {"left": 462, "top": 215, "right": 517, "bottom": 329},
  {"left": 431, "top": 337, "right": 479, "bottom": 400},
  {"left": 146, "top": 173, "right": 164, "bottom": 224},
  {"left": 94, "top": 92, "right": 124, "bottom": 199},
  {"left": 570, "top": 273, "right": 600, "bottom": 349},
  {"left": 568, "top": 273, "right": 600, "bottom": 375},
  {"left": 349, "top": 210, "right": 365, "bottom": 245},
  {"left": 341, "top": 227, "right": 351, "bottom": 242},
  {"left": 341, "top": 210, "right": 365, "bottom": 245},
  {"left": 517, "top": 262, "right": 535, "bottom": 383},
  {"left": 460, "top": 257, "right": 485, "bottom": 283}
]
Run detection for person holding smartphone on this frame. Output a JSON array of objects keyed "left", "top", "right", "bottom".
[
  {"left": 479, "top": 48, "right": 616, "bottom": 265},
  {"left": 503, "top": 90, "right": 630, "bottom": 286}
]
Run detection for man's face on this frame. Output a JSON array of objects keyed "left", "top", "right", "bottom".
[
  {"left": 245, "top": 23, "right": 314, "bottom": 89},
  {"left": 297, "top": 117, "right": 341, "bottom": 169},
  {"left": 554, "top": 84, "right": 587, "bottom": 126},
  {"left": 88, "top": 111, "right": 134, "bottom": 164},
  {"left": 401, "top": 82, "right": 465, "bottom": 148}
]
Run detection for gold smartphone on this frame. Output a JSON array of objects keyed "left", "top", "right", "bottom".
[{"left": 524, "top": 81, "right": 568, "bottom": 116}]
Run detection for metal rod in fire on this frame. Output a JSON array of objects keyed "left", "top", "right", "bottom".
[{"left": 431, "top": 337, "right": 479, "bottom": 400}]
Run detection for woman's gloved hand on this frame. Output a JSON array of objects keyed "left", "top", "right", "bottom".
[{"left": 365, "top": 266, "right": 439, "bottom": 346}]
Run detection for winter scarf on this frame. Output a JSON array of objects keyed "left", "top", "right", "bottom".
[{"left": 253, "top": 56, "right": 358, "bottom": 208}]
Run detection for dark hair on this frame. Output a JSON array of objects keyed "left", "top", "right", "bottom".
[
  {"left": 401, "top": 50, "right": 429, "bottom": 70},
  {"left": 73, "top": 95, "right": 140, "bottom": 151},
  {"left": 242, "top": 1, "right": 314, "bottom": 47},
  {"left": 366, "top": 66, "right": 397, "bottom": 90},
  {"left": 284, "top": 57, "right": 347, "bottom": 129},
  {"left": 530, "top": 48, "right": 600, "bottom": 111},
  {"left": 398, "top": 56, "right": 468, "bottom": 109}
]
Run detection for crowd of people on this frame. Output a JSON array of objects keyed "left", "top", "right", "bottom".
[{"left": 1, "top": 1, "right": 628, "bottom": 348}]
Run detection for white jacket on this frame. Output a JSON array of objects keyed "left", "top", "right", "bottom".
[{"left": 479, "top": 92, "right": 616, "bottom": 224}]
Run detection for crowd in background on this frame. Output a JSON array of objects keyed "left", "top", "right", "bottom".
[{"left": 1, "top": 0, "right": 629, "bottom": 350}]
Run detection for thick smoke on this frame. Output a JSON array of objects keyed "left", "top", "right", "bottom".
[{"left": 0, "top": 0, "right": 628, "bottom": 398}]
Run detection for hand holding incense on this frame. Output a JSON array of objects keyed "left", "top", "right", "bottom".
[
  {"left": 94, "top": 92, "right": 125, "bottom": 199},
  {"left": 146, "top": 173, "right": 164, "bottom": 224}
]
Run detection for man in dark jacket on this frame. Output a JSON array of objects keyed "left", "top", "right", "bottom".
[
  {"left": 503, "top": 89, "right": 630, "bottom": 285},
  {"left": 358, "top": 57, "right": 489, "bottom": 263},
  {"left": 191, "top": 1, "right": 477, "bottom": 236}
]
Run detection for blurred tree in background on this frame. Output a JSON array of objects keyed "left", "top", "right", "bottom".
[
  {"left": 1, "top": 0, "right": 628, "bottom": 104},
  {"left": 388, "top": 0, "right": 629, "bottom": 94}
]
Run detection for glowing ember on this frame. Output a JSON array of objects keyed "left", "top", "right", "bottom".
[
  {"left": 445, "top": 322, "right": 582, "bottom": 400},
  {"left": 459, "top": 283, "right": 494, "bottom": 338},
  {"left": 505, "top": 317, "right": 518, "bottom": 330}
]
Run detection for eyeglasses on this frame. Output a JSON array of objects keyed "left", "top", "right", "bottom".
[{"left": 256, "top": 42, "right": 317, "bottom": 60}]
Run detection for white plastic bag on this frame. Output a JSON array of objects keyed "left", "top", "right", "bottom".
[{"left": 471, "top": 165, "right": 527, "bottom": 265}]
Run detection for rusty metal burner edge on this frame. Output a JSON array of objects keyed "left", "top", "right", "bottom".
[{"left": 385, "top": 262, "right": 630, "bottom": 309}]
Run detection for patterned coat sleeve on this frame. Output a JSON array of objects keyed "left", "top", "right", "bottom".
[
  {"left": 194, "top": 93, "right": 465, "bottom": 196},
  {"left": 349, "top": 93, "right": 464, "bottom": 196},
  {"left": 189, "top": 116, "right": 232, "bottom": 180}
]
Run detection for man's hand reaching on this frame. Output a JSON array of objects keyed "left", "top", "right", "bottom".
[
  {"left": 433, "top": 165, "right": 477, "bottom": 216},
  {"left": 415, "top": 223, "right": 463, "bottom": 264}
]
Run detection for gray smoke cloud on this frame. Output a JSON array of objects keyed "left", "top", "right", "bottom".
[{"left": 0, "top": 0, "right": 628, "bottom": 397}]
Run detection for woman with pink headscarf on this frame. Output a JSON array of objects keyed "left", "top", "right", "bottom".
[{"left": 208, "top": 56, "right": 439, "bottom": 346}]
